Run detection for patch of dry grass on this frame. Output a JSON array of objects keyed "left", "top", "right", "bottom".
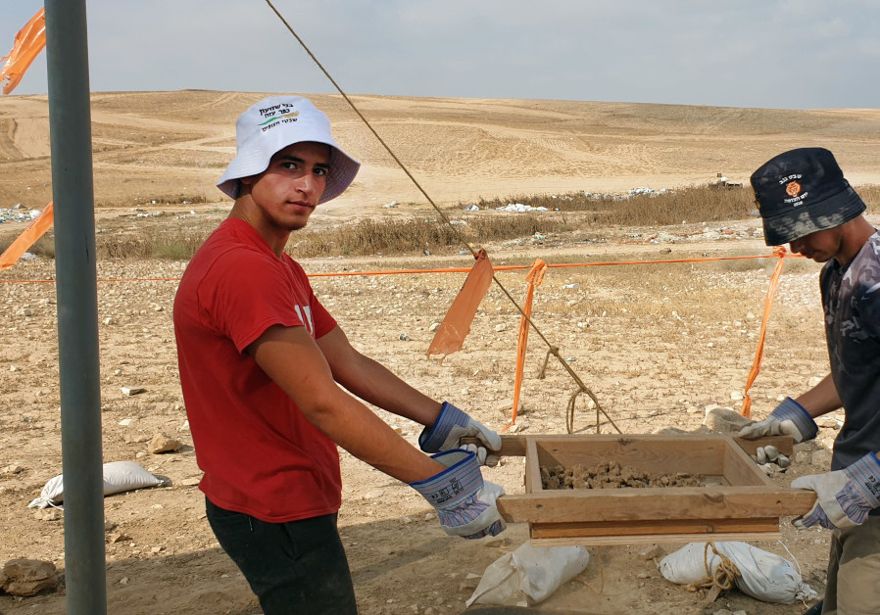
[{"left": 471, "top": 184, "right": 755, "bottom": 225}]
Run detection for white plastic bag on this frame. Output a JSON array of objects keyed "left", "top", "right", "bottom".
[
  {"left": 466, "top": 542, "right": 590, "bottom": 607},
  {"left": 28, "top": 461, "right": 165, "bottom": 509},
  {"left": 658, "top": 541, "right": 817, "bottom": 604}
]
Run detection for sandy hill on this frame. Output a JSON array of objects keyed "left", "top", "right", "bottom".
[{"left": 1, "top": 90, "right": 879, "bottom": 215}]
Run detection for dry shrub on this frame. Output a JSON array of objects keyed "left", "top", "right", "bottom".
[
  {"left": 290, "top": 215, "right": 573, "bottom": 258},
  {"left": 472, "top": 185, "right": 756, "bottom": 226},
  {"left": 95, "top": 233, "right": 207, "bottom": 260}
]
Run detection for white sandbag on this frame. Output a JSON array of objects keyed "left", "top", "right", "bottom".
[
  {"left": 658, "top": 541, "right": 816, "bottom": 604},
  {"left": 466, "top": 542, "right": 590, "bottom": 607},
  {"left": 28, "top": 461, "right": 165, "bottom": 509}
]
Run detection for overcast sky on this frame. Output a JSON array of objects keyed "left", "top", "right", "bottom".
[{"left": 2, "top": 1, "right": 879, "bottom": 109}]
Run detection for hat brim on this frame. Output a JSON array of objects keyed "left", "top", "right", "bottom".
[
  {"left": 761, "top": 186, "right": 866, "bottom": 246},
  {"left": 216, "top": 137, "right": 360, "bottom": 204}
]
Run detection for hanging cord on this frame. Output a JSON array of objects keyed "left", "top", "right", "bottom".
[
  {"left": 264, "top": 0, "right": 618, "bottom": 434},
  {"left": 686, "top": 542, "right": 740, "bottom": 600}
]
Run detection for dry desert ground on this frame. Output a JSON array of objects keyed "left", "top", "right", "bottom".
[{"left": 1, "top": 91, "right": 880, "bottom": 614}]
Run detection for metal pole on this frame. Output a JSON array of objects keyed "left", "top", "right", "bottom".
[{"left": 44, "top": 1, "right": 107, "bottom": 613}]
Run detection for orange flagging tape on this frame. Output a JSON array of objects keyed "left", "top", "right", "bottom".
[
  {"left": 508, "top": 259, "right": 547, "bottom": 429},
  {"left": 740, "top": 246, "right": 788, "bottom": 418},
  {"left": 0, "top": 201, "right": 53, "bottom": 270},
  {"left": 1, "top": 8, "right": 46, "bottom": 95},
  {"left": 0, "top": 251, "right": 802, "bottom": 284},
  {"left": 426, "top": 250, "right": 494, "bottom": 357}
]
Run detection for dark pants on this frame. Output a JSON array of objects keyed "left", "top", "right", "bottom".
[{"left": 206, "top": 498, "right": 357, "bottom": 615}]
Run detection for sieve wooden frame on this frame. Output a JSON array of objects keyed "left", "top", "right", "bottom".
[{"left": 494, "top": 434, "right": 816, "bottom": 546}]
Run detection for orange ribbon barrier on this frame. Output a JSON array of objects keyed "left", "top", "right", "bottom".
[
  {"left": 427, "top": 250, "right": 494, "bottom": 357},
  {"left": 0, "top": 201, "right": 53, "bottom": 270},
  {"left": 740, "top": 246, "right": 788, "bottom": 418},
  {"left": 509, "top": 259, "right": 547, "bottom": 427},
  {"left": 1, "top": 8, "right": 46, "bottom": 95}
]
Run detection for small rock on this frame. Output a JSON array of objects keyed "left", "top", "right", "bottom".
[
  {"left": 1, "top": 464, "right": 24, "bottom": 476},
  {"left": 117, "top": 418, "right": 134, "bottom": 427},
  {"left": 34, "top": 508, "right": 63, "bottom": 522},
  {"left": 1, "top": 558, "right": 60, "bottom": 596},
  {"left": 107, "top": 531, "right": 131, "bottom": 544},
  {"left": 398, "top": 333, "right": 410, "bottom": 341},
  {"left": 103, "top": 316, "right": 114, "bottom": 326},
  {"left": 508, "top": 418, "right": 529, "bottom": 433},
  {"left": 812, "top": 449, "right": 833, "bottom": 467},
  {"left": 118, "top": 576, "right": 129, "bottom": 585},
  {"left": 121, "top": 386, "right": 146, "bottom": 397},
  {"left": 180, "top": 477, "right": 201, "bottom": 487},
  {"left": 703, "top": 405, "right": 750, "bottom": 434},
  {"left": 493, "top": 323, "right": 508, "bottom": 333},
  {"left": 428, "top": 322, "right": 441, "bottom": 332},
  {"left": 639, "top": 545, "right": 664, "bottom": 560},
  {"left": 148, "top": 434, "right": 182, "bottom": 454}
]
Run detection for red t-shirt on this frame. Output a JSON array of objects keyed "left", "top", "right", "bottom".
[{"left": 173, "top": 218, "right": 341, "bottom": 522}]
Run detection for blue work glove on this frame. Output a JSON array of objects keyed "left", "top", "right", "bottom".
[
  {"left": 419, "top": 401, "right": 502, "bottom": 466},
  {"left": 737, "top": 397, "right": 819, "bottom": 443},
  {"left": 792, "top": 452, "right": 880, "bottom": 530},
  {"left": 410, "top": 449, "right": 505, "bottom": 539}
]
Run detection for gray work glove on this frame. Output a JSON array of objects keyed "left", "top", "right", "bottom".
[
  {"left": 738, "top": 397, "right": 818, "bottom": 470},
  {"left": 410, "top": 449, "right": 505, "bottom": 539},
  {"left": 419, "top": 401, "right": 502, "bottom": 466},
  {"left": 792, "top": 452, "right": 880, "bottom": 529}
]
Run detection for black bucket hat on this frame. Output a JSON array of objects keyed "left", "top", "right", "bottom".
[{"left": 750, "top": 147, "right": 865, "bottom": 246}]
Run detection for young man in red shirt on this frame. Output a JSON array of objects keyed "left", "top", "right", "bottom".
[{"left": 174, "top": 96, "right": 504, "bottom": 614}]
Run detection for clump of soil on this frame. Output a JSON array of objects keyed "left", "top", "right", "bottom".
[{"left": 541, "top": 461, "right": 704, "bottom": 489}]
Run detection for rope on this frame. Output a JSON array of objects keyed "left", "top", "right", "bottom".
[
  {"left": 686, "top": 542, "right": 740, "bottom": 596},
  {"left": 263, "top": 0, "right": 616, "bottom": 431}
]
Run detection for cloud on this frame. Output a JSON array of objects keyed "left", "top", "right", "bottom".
[{"left": 1, "top": 0, "right": 878, "bottom": 108}]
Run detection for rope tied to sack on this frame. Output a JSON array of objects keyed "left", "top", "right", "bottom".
[{"left": 686, "top": 542, "right": 740, "bottom": 597}]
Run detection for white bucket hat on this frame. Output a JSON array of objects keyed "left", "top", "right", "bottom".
[{"left": 217, "top": 95, "right": 360, "bottom": 204}]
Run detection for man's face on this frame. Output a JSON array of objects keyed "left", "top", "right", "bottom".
[
  {"left": 241, "top": 141, "right": 331, "bottom": 231},
  {"left": 789, "top": 227, "right": 843, "bottom": 263}
]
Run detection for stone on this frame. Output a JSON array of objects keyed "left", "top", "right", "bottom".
[
  {"left": 703, "top": 405, "right": 751, "bottom": 434},
  {"left": 812, "top": 449, "right": 833, "bottom": 468},
  {"left": 1, "top": 558, "right": 60, "bottom": 597},
  {"left": 34, "top": 508, "right": 63, "bottom": 522},
  {"left": 148, "top": 434, "right": 182, "bottom": 454},
  {"left": 121, "top": 386, "right": 146, "bottom": 396},
  {"left": 639, "top": 545, "right": 664, "bottom": 560}
]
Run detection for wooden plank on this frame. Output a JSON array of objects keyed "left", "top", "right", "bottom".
[
  {"left": 524, "top": 437, "right": 541, "bottom": 494},
  {"left": 494, "top": 433, "right": 794, "bottom": 458},
  {"left": 533, "top": 435, "right": 726, "bottom": 476},
  {"left": 723, "top": 434, "right": 774, "bottom": 487},
  {"left": 496, "top": 486, "right": 816, "bottom": 523},
  {"left": 530, "top": 517, "right": 780, "bottom": 539},
  {"left": 530, "top": 531, "right": 782, "bottom": 547}
]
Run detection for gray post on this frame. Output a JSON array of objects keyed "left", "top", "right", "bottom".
[{"left": 44, "top": 1, "right": 107, "bottom": 613}]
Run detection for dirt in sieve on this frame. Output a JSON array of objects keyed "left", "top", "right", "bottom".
[{"left": 541, "top": 461, "right": 705, "bottom": 489}]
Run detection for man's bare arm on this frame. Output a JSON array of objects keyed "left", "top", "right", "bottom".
[
  {"left": 795, "top": 373, "right": 843, "bottom": 418},
  {"left": 316, "top": 326, "right": 442, "bottom": 426},
  {"left": 249, "top": 324, "right": 443, "bottom": 483}
]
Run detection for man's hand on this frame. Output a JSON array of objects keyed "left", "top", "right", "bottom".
[
  {"left": 419, "top": 402, "right": 502, "bottom": 466},
  {"left": 792, "top": 453, "right": 880, "bottom": 530},
  {"left": 738, "top": 397, "right": 818, "bottom": 442},
  {"left": 410, "top": 450, "right": 505, "bottom": 539}
]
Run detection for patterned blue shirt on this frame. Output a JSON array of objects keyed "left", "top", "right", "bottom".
[{"left": 821, "top": 231, "right": 880, "bottom": 470}]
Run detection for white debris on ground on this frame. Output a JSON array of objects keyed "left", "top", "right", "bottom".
[
  {"left": 495, "top": 203, "right": 548, "bottom": 213},
  {"left": 0, "top": 206, "right": 42, "bottom": 224},
  {"left": 583, "top": 187, "right": 670, "bottom": 200}
]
